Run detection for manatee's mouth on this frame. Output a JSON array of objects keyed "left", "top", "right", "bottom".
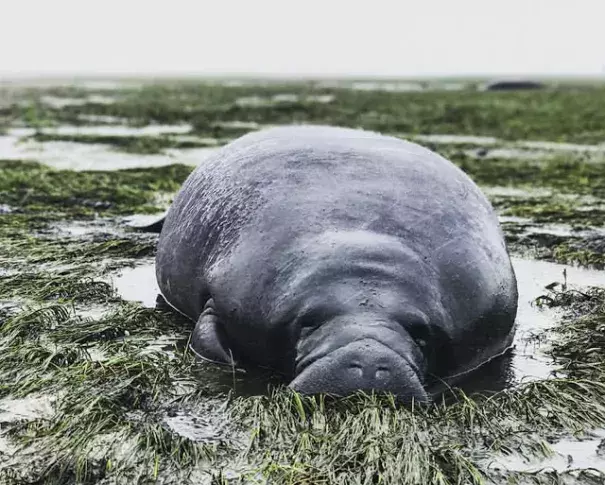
[{"left": 289, "top": 338, "right": 428, "bottom": 403}]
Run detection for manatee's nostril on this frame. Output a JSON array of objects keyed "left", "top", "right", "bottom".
[
  {"left": 348, "top": 362, "right": 363, "bottom": 378},
  {"left": 375, "top": 366, "right": 390, "bottom": 380}
]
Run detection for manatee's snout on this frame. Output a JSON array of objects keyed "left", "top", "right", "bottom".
[{"left": 289, "top": 338, "right": 428, "bottom": 404}]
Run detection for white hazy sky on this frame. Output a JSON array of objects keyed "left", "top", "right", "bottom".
[{"left": 1, "top": 0, "right": 604, "bottom": 77}]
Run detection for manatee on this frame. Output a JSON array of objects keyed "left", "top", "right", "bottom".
[{"left": 149, "top": 125, "right": 518, "bottom": 403}]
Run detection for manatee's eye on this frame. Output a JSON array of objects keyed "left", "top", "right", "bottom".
[
  {"left": 401, "top": 315, "right": 432, "bottom": 350},
  {"left": 295, "top": 306, "right": 333, "bottom": 331}
]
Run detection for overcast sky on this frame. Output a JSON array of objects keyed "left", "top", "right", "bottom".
[{"left": 1, "top": 0, "right": 604, "bottom": 78}]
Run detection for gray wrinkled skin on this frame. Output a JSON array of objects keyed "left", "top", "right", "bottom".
[{"left": 156, "top": 125, "right": 518, "bottom": 403}]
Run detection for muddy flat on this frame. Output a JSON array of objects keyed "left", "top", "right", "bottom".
[{"left": 1, "top": 78, "right": 605, "bottom": 484}]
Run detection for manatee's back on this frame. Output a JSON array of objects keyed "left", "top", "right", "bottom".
[{"left": 156, "top": 125, "right": 513, "bottom": 329}]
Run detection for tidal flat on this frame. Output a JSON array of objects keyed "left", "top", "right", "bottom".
[{"left": 1, "top": 78, "right": 605, "bottom": 484}]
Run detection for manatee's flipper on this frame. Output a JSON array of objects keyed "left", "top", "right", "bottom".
[
  {"left": 130, "top": 216, "right": 166, "bottom": 233},
  {"left": 155, "top": 293, "right": 172, "bottom": 311},
  {"left": 190, "top": 299, "right": 236, "bottom": 365}
]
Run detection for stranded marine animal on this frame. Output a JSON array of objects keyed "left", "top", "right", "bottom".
[{"left": 149, "top": 125, "right": 518, "bottom": 402}]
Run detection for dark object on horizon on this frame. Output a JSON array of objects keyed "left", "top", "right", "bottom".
[{"left": 485, "top": 80, "right": 545, "bottom": 91}]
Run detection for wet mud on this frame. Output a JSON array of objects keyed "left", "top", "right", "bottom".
[{"left": 1, "top": 78, "right": 605, "bottom": 484}]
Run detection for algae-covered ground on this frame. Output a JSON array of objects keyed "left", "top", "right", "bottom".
[{"left": 1, "top": 78, "right": 605, "bottom": 484}]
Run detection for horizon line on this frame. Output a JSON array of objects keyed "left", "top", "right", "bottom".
[{"left": 2, "top": 71, "right": 605, "bottom": 82}]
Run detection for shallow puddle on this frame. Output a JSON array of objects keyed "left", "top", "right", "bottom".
[
  {"left": 485, "top": 186, "right": 554, "bottom": 199},
  {"left": 0, "top": 394, "right": 58, "bottom": 469},
  {"left": 235, "top": 94, "right": 334, "bottom": 107},
  {"left": 213, "top": 120, "right": 261, "bottom": 130},
  {"left": 0, "top": 301, "right": 19, "bottom": 312},
  {"left": 162, "top": 409, "right": 230, "bottom": 444},
  {"left": 520, "top": 139, "right": 605, "bottom": 153},
  {"left": 34, "top": 124, "right": 192, "bottom": 137},
  {"left": 77, "top": 80, "right": 141, "bottom": 91},
  {"left": 408, "top": 133, "right": 605, "bottom": 153},
  {"left": 50, "top": 219, "right": 126, "bottom": 237},
  {"left": 77, "top": 304, "right": 114, "bottom": 321},
  {"left": 410, "top": 133, "right": 500, "bottom": 145},
  {"left": 40, "top": 94, "right": 117, "bottom": 109},
  {"left": 0, "top": 135, "right": 217, "bottom": 170},
  {"left": 350, "top": 82, "right": 425, "bottom": 92},
  {"left": 490, "top": 428, "right": 605, "bottom": 473},
  {"left": 76, "top": 114, "right": 128, "bottom": 124},
  {"left": 523, "top": 222, "right": 605, "bottom": 239},
  {"left": 438, "top": 82, "right": 468, "bottom": 91},
  {"left": 507, "top": 258, "right": 605, "bottom": 378},
  {"left": 112, "top": 261, "right": 159, "bottom": 308},
  {"left": 5, "top": 125, "right": 191, "bottom": 138},
  {"left": 0, "top": 394, "right": 56, "bottom": 424},
  {"left": 465, "top": 147, "right": 558, "bottom": 161}
]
